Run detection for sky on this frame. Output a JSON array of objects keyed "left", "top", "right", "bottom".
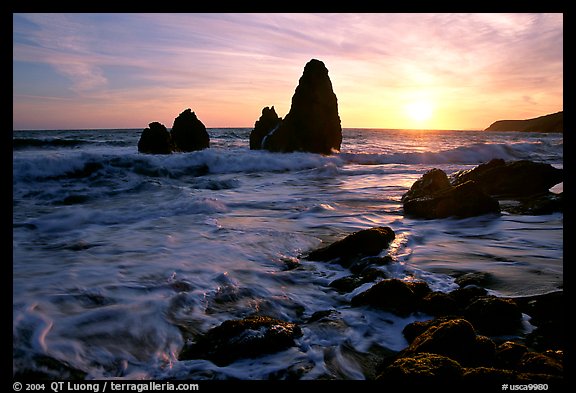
[{"left": 12, "top": 13, "right": 563, "bottom": 130}]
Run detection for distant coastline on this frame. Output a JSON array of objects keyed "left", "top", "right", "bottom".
[{"left": 484, "top": 111, "right": 563, "bottom": 133}]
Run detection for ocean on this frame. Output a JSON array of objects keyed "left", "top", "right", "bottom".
[{"left": 12, "top": 128, "right": 563, "bottom": 379}]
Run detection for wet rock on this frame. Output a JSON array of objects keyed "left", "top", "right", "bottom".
[
  {"left": 403, "top": 159, "right": 563, "bottom": 217},
  {"left": 350, "top": 278, "right": 422, "bottom": 316},
  {"left": 170, "top": 108, "right": 210, "bottom": 152},
  {"left": 401, "top": 168, "right": 451, "bottom": 202},
  {"left": 402, "top": 170, "right": 500, "bottom": 219},
  {"left": 454, "top": 272, "right": 496, "bottom": 288},
  {"left": 261, "top": 59, "right": 342, "bottom": 154},
  {"left": 179, "top": 315, "right": 302, "bottom": 366},
  {"left": 518, "top": 352, "right": 563, "bottom": 376},
  {"left": 463, "top": 296, "right": 523, "bottom": 336},
  {"left": 402, "top": 319, "right": 496, "bottom": 367},
  {"left": 450, "top": 159, "right": 563, "bottom": 199},
  {"left": 250, "top": 106, "right": 282, "bottom": 150},
  {"left": 138, "top": 122, "right": 173, "bottom": 154},
  {"left": 328, "top": 268, "right": 387, "bottom": 293},
  {"left": 305, "top": 226, "right": 395, "bottom": 268},
  {"left": 402, "top": 316, "right": 460, "bottom": 345},
  {"left": 461, "top": 367, "right": 519, "bottom": 382},
  {"left": 405, "top": 280, "right": 434, "bottom": 299},
  {"left": 349, "top": 255, "right": 393, "bottom": 275},
  {"left": 496, "top": 341, "right": 529, "bottom": 369},
  {"left": 513, "top": 291, "right": 563, "bottom": 351},
  {"left": 421, "top": 292, "right": 459, "bottom": 317},
  {"left": 377, "top": 353, "right": 464, "bottom": 381},
  {"left": 13, "top": 354, "right": 87, "bottom": 380},
  {"left": 449, "top": 286, "right": 489, "bottom": 309}
]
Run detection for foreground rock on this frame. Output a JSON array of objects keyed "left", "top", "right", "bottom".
[
  {"left": 251, "top": 59, "right": 342, "bottom": 154},
  {"left": 305, "top": 226, "right": 395, "bottom": 268},
  {"left": 402, "top": 159, "right": 563, "bottom": 218},
  {"left": 137, "top": 122, "right": 173, "bottom": 154},
  {"left": 351, "top": 278, "right": 422, "bottom": 316},
  {"left": 170, "top": 108, "right": 210, "bottom": 152},
  {"left": 401, "top": 169, "right": 500, "bottom": 219},
  {"left": 179, "top": 315, "right": 302, "bottom": 366},
  {"left": 378, "top": 318, "right": 563, "bottom": 382},
  {"left": 450, "top": 159, "right": 563, "bottom": 199}
]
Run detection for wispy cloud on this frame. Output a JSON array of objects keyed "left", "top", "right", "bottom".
[{"left": 13, "top": 13, "right": 563, "bottom": 129}]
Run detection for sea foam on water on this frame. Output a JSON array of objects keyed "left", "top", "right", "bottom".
[{"left": 13, "top": 128, "right": 563, "bottom": 379}]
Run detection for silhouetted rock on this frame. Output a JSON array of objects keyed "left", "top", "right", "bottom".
[
  {"left": 262, "top": 59, "right": 342, "bottom": 154},
  {"left": 402, "top": 169, "right": 500, "bottom": 219},
  {"left": 138, "top": 122, "right": 173, "bottom": 154},
  {"left": 306, "top": 227, "right": 395, "bottom": 268},
  {"left": 484, "top": 111, "right": 563, "bottom": 133},
  {"left": 250, "top": 106, "right": 282, "bottom": 150},
  {"left": 179, "top": 315, "right": 302, "bottom": 366},
  {"left": 450, "top": 159, "right": 563, "bottom": 199},
  {"left": 170, "top": 109, "right": 210, "bottom": 152}
]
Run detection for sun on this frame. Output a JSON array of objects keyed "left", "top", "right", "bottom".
[{"left": 404, "top": 101, "right": 434, "bottom": 124}]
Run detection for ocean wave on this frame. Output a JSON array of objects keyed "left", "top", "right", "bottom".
[
  {"left": 340, "top": 141, "right": 561, "bottom": 165},
  {"left": 12, "top": 140, "right": 561, "bottom": 183},
  {"left": 13, "top": 137, "right": 93, "bottom": 149}
]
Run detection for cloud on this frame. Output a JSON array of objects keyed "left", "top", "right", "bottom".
[
  {"left": 13, "top": 13, "right": 563, "bottom": 129},
  {"left": 14, "top": 14, "right": 109, "bottom": 93}
]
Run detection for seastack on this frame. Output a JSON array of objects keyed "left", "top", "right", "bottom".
[
  {"left": 251, "top": 59, "right": 342, "bottom": 154},
  {"left": 170, "top": 108, "right": 210, "bottom": 152},
  {"left": 137, "top": 122, "right": 173, "bottom": 154},
  {"left": 137, "top": 109, "right": 210, "bottom": 154},
  {"left": 249, "top": 106, "right": 282, "bottom": 150}
]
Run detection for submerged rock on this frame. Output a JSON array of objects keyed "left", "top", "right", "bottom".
[
  {"left": 179, "top": 315, "right": 302, "bottom": 366},
  {"left": 137, "top": 122, "right": 173, "bottom": 154},
  {"left": 259, "top": 59, "right": 342, "bottom": 154},
  {"left": 170, "top": 108, "right": 210, "bottom": 152}
]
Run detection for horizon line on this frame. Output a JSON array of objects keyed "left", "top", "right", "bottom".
[{"left": 13, "top": 126, "right": 489, "bottom": 132}]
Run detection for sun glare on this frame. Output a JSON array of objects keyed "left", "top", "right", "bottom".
[{"left": 404, "top": 101, "right": 434, "bottom": 124}]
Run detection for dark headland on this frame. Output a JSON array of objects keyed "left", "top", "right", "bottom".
[{"left": 484, "top": 111, "right": 563, "bottom": 133}]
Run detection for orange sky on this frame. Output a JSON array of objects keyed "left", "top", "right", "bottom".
[{"left": 13, "top": 13, "right": 563, "bottom": 130}]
